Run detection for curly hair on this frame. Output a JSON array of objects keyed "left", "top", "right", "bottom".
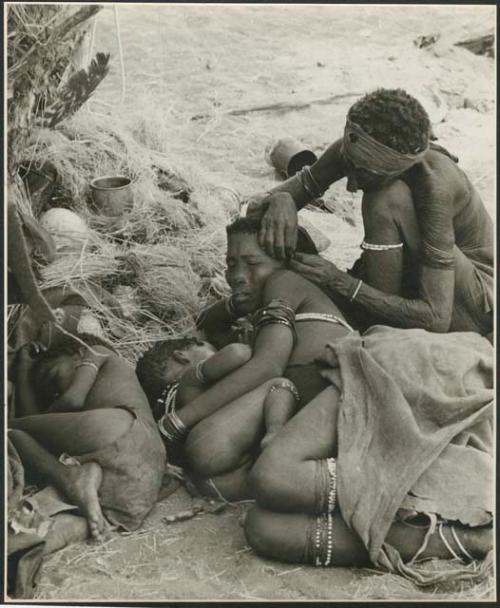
[
  {"left": 226, "top": 217, "right": 318, "bottom": 255},
  {"left": 35, "top": 332, "right": 114, "bottom": 364},
  {"left": 347, "top": 88, "right": 431, "bottom": 154},
  {"left": 135, "top": 337, "right": 199, "bottom": 404}
]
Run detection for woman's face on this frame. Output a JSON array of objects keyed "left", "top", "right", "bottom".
[
  {"left": 226, "top": 231, "right": 285, "bottom": 313},
  {"left": 343, "top": 156, "right": 396, "bottom": 193}
]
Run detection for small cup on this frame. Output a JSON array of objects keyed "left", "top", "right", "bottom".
[
  {"left": 267, "top": 137, "right": 317, "bottom": 178},
  {"left": 90, "top": 175, "right": 134, "bottom": 217}
]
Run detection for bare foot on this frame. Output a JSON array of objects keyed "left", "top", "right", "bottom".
[{"left": 61, "top": 462, "right": 107, "bottom": 542}]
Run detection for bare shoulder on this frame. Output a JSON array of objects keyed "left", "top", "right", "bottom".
[
  {"left": 362, "top": 179, "right": 413, "bottom": 222},
  {"left": 419, "top": 148, "right": 466, "bottom": 195},
  {"left": 263, "top": 269, "right": 309, "bottom": 308}
]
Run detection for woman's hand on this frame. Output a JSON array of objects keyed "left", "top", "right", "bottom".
[
  {"left": 247, "top": 192, "right": 298, "bottom": 260},
  {"left": 289, "top": 253, "right": 343, "bottom": 291}
]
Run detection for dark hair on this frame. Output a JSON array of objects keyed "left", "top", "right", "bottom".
[
  {"left": 226, "top": 217, "right": 318, "bottom": 255},
  {"left": 347, "top": 88, "right": 431, "bottom": 154},
  {"left": 35, "top": 332, "right": 113, "bottom": 365},
  {"left": 135, "top": 337, "right": 199, "bottom": 404}
]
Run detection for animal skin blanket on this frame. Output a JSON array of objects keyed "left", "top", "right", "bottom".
[{"left": 320, "top": 326, "right": 493, "bottom": 585}]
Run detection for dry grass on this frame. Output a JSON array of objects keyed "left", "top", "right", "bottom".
[
  {"left": 8, "top": 4, "right": 495, "bottom": 602},
  {"left": 9, "top": 98, "right": 240, "bottom": 362}
]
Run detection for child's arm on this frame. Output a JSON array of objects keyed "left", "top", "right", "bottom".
[
  {"left": 199, "top": 343, "right": 252, "bottom": 383},
  {"left": 176, "top": 343, "right": 252, "bottom": 409},
  {"left": 173, "top": 271, "right": 304, "bottom": 431},
  {"left": 15, "top": 344, "right": 42, "bottom": 417},
  {"left": 47, "top": 345, "right": 111, "bottom": 413}
]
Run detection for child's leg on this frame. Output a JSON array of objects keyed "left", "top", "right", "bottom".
[
  {"left": 249, "top": 384, "right": 341, "bottom": 514},
  {"left": 260, "top": 380, "right": 300, "bottom": 451},
  {"left": 9, "top": 429, "right": 105, "bottom": 541},
  {"left": 184, "top": 378, "right": 297, "bottom": 492},
  {"left": 245, "top": 507, "right": 492, "bottom": 567},
  {"left": 10, "top": 407, "right": 134, "bottom": 455}
]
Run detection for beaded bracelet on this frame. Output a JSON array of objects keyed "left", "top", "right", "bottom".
[
  {"left": 194, "top": 359, "right": 207, "bottom": 384},
  {"left": 76, "top": 360, "right": 99, "bottom": 374},
  {"left": 268, "top": 381, "right": 300, "bottom": 403},
  {"left": 349, "top": 279, "right": 363, "bottom": 302},
  {"left": 300, "top": 166, "right": 324, "bottom": 199},
  {"left": 361, "top": 240, "right": 403, "bottom": 251},
  {"left": 158, "top": 410, "right": 189, "bottom": 443}
]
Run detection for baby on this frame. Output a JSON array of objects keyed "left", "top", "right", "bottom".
[{"left": 136, "top": 337, "right": 300, "bottom": 475}]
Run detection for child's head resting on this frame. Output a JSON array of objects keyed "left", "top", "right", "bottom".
[
  {"left": 32, "top": 333, "right": 111, "bottom": 406},
  {"left": 225, "top": 217, "right": 318, "bottom": 314},
  {"left": 136, "top": 337, "right": 215, "bottom": 405}
]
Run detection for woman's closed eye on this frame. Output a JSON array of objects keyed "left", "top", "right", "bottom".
[{"left": 244, "top": 256, "right": 265, "bottom": 266}]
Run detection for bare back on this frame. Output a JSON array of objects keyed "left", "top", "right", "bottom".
[{"left": 84, "top": 352, "right": 155, "bottom": 424}]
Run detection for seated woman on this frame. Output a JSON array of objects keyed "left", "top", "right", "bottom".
[
  {"left": 244, "top": 326, "right": 493, "bottom": 582},
  {"left": 162, "top": 217, "right": 355, "bottom": 500}
]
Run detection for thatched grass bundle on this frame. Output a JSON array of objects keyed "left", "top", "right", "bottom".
[{"left": 14, "top": 102, "right": 240, "bottom": 362}]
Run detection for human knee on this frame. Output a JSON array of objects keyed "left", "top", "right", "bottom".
[{"left": 244, "top": 506, "right": 275, "bottom": 557}]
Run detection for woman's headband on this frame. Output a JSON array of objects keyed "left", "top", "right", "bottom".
[{"left": 342, "top": 118, "right": 428, "bottom": 176}]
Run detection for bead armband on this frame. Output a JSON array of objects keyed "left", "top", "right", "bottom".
[
  {"left": 253, "top": 299, "right": 297, "bottom": 347},
  {"left": 76, "top": 360, "right": 99, "bottom": 374},
  {"left": 349, "top": 279, "right": 362, "bottom": 302}
]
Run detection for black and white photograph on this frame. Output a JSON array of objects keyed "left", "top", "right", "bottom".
[{"left": 4, "top": 2, "right": 496, "bottom": 603}]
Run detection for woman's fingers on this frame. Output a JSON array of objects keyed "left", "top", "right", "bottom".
[
  {"left": 289, "top": 259, "right": 322, "bottom": 282},
  {"left": 284, "top": 220, "right": 298, "bottom": 259},
  {"left": 273, "top": 226, "right": 286, "bottom": 260}
]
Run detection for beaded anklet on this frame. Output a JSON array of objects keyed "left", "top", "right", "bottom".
[
  {"left": 268, "top": 380, "right": 300, "bottom": 403},
  {"left": 314, "top": 458, "right": 337, "bottom": 566}
]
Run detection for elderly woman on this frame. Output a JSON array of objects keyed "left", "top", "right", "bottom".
[{"left": 247, "top": 88, "right": 493, "bottom": 339}]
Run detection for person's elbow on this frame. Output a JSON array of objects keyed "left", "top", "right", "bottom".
[
  {"left": 223, "top": 343, "right": 252, "bottom": 366},
  {"left": 424, "top": 304, "right": 452, "bottom": 333}
]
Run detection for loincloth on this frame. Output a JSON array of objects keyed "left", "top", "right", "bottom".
[{"left": 72, "top": 406, "right": 166, "bottom": 531}]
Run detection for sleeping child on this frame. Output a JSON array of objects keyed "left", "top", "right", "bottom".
[
  {"left": 136, "top": 337, "right": 301, "bottom": 467},
  {"left": 10, "top": 334, "right": 166, "bottom": 541}
]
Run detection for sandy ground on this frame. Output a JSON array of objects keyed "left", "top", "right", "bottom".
[{"left": 34, "top": 3, "right": 495, "bottom": 602}]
